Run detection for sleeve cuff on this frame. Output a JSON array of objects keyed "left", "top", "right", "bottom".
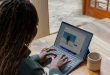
[
  {"left": 49, "top": 67, "right": 63, "bottom": 75},
  {"left": 30, "top": 55, "right": 40, "bottom": 62}
]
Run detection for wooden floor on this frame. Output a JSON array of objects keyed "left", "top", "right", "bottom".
[
  {"left": 81, "top": 18, "right": 110, "bottom": 44},
  {"left": 80, "top": 18, "right": 110, "bottom": 58}
]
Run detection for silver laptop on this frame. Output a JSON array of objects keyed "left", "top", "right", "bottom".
[{"left": 49, "top": 22, "right": 93, "bottom": 75}]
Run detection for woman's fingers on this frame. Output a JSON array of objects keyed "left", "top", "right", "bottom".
[
  {"left": 42, "top": 48, "right": 56, "bottom": 52},
  {"left": 61, "top": 55, "right": 68, "bottom": 61},
  {"left": 46, "top": 49, "right": 56, "bottom": 52},
  {"left": 63, "top": 60, "right": 71, "bottom": 66},
  {"left": 46, "top": 52, "right": 57, "bottom": 58},
  {"left": 60, "top": 55, "right": 70, "bottom": 66}
]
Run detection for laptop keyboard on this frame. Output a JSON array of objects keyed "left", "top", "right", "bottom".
[{"left": 52, "top": 47, "right": 81, "bottom": 74}]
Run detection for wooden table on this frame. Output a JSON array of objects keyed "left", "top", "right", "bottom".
[{"left": 30, "top": 24, "right": 110, "bottom": 75}]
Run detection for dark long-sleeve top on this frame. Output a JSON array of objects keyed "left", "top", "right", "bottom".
[{"left": 17, "top": 54, "right": 63, "bottom": 75}]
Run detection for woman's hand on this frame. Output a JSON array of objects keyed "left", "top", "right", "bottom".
[
  {"left": 50, "top": 55, "right": 70, "bottom": 70},
  {"left": 38, "top": 48, "right": 56, "bottom": 66}
]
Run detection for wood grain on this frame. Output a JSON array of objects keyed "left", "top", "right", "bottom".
[{"left": 82, "top": 0, "right": 110, "bottom": 19}]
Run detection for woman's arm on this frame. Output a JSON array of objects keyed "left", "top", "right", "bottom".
[
  {"left": 18, "top": 57, "right": 45, "bottom": 75},
  {"left": 30, "top": 55, "right": 63, "bottom": 75},
  {"left": 49, "top": 68, "right": 63, "bottom": 75},
  {"left": 30, "top": 48, "right": 56, "bottom": 67},
  {"left": 30, "top": 55, "right": 41, "bottom": 62}
]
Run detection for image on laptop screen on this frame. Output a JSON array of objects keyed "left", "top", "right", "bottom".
[{"left": 59, "top": 27, "right": 86, "bottom": 54}]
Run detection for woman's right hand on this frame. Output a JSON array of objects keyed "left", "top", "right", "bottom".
[{"left": 50, "top": 55, "right": 70, "bottom": 70}]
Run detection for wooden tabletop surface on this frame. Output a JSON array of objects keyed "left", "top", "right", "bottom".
[{"left": 30, "top": 23, "right": 110, "bottom": 75}]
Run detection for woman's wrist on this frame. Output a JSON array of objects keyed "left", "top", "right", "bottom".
[
  {"left": 50, "top": 63, "right": 58, "bottom": 70},
  {"left": 50, "top": 66, "right": 58, "bottom": 70},
  {"left": 30, "top": 55, "right": 40, "bottom": 62}
]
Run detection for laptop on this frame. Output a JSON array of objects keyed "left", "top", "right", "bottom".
[{"left": 49, "top": 22, "right": 93, "bottom": 75}]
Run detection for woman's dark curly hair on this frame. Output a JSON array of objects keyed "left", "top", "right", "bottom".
[{"left": 0, "top": 0, "right": 38, "bottom": 75}]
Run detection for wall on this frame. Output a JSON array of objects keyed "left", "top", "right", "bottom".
[{"left": 31, "top": 0, "right": 50, "bottom": 39}]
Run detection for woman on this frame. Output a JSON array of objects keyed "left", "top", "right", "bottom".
[{"left": 0, "top": 0, "right": 69, "bottom": 75}]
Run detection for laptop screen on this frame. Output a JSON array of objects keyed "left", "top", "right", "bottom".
[
  {"left": 59, "top": 27, "right": 86, "bottom": 54},
  {"left": 54, "top": 22, "right": 93, "bottom": 58}
]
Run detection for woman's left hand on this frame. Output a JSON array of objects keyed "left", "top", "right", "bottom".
[{"left": 38, "top": 48, "right": 56, "bottom": 66}]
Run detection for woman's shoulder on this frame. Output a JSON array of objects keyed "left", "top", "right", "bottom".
[{"left": 17, "top": 57, "right": 44, "bottom": 75}]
